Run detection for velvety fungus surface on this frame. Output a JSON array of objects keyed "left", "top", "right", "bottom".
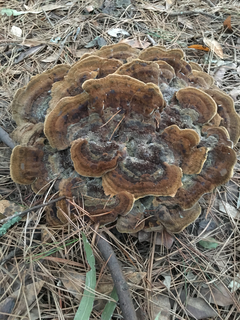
[{"left": 10, "top": 43, "right": 240, "bottom": 234}]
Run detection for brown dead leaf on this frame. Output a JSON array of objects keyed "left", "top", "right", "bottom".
[
  {"left": 125, "top": 271, "right": 146, "bottom": 285},
  {"left": 223, "top": 15, "right": 232, "bottom": 31},
  {"left": 200, "top": 282, "right": 234, "bottom": 307},
  {"left": 151, "top": 294, "right": 171, "bottom": 320},
  {"left": 61, "top": 271, "right": 85, "bottom": 300},
  {"left": 120, "top": 38, "right": 150, "bottom": 49},
  {"left": 0, "top": 200, "right": 23, "bottom": 220},
  {"left": 203, "top": 38, "right": 224, "bottom": 59},
  {"left": 22, "top": 39, "right": 44, "bottom": 47},
  {"left": 183, "top": 297, "right": 218, "bottom": 319},
  {"left": 0, "top": 280, "right": 44, "bottom": 320}
]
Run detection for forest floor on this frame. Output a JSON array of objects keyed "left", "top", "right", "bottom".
[{"left": 0, "top": 0, "right": 240, "bottom": 319}]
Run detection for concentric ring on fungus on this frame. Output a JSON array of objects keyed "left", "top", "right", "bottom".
[{"left": 10, "top": 43, "right": 240, "bottom": 234}]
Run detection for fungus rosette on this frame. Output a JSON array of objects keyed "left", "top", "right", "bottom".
[{"left": 10, "top": 44, "right": 240, "bottom": 234}]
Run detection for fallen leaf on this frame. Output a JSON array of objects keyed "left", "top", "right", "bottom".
[
  {"left": 218, "top": 200, "right": 240, "bottom": 219},
  {"left": 0, "top": 200, "right": 23, "bottom": 219},
  {"left": 223, "top": 15, "right": 232, "bottom": 31},
  {"left": 0, "top": 281, "right": 44, "bottom": 320},
  {"left": 228, "top": 273, "right": 240, "bottom": 292},
  {"left": 200, "top": 282, "right": 234, "bottom": 306},
  {"left": 125, "top": 271, "right": 146, "bottom": 285},
  {"left": 151, "top": 294, "right": 171, "bottom": 320},
  {"left": 14, "top": 45, "right": 46, "bottom": 64},
  {"left": 41, "top": 52, "right": 59, "bottom": 63},
  {"left": 85, "top": 5, "right": 94, "bottom": 12},
  {"left": 188, "top": 44, "right": 210, "bottom": 52},
  {"left": 61, "top": 271, "right": 85, "bottom": 300},
  {"left": 166, "top": 0, "right": 174, "bottom": 10},
  {"left": 178, "top": 16, "right": 194, "bottom": 29},
  {"left": 198, "top": 237, "right": 220, "bottom": 249},
  {"left": 140, "top": 3, "right": 165, "bottom": 11},
  {"left": 85, "top": 36, "right": 107, "bottom": 48},
  {"left": 107, "top": 28, "right": 130, "bottom": 38},
  {"left": 184, "top": 297, "right": 218, "bottom": 319},
  {"left": 22, "top": 39, "right": 44, "bottom": 47},
  {"left": 162, "top": 275, "right": 171, "bottom": 290},
  {"left": 203, "top": 38, "right": 224, "bottom": 59},
  {"left": 120, "top": 38, "right": 150, "bottom": 49},
  {"left": 11, "top": 25, "right": 22, "bottom": 38}
]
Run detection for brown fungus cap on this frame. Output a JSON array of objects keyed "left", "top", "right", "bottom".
[
  {"left": 82, "top": 74, "right": 165, "bottom": 117},
  {"left": 175, "top": 87, "right": 217, "bottom": 124},
  {"left": 57, "top": 177, "right": 134, "bottom": 225},
  {"left": 143, "top": 200, "right": 201, "bottom": 233},
  {"left": 188, "top": 70, "right": 214, "bottom": 89},
  {"left": 11, "top": 123, "right": 44, "bottom": 146},
  {"left": 188, "top": 61, "right": 203, "bottom": 71},
  {"left": 12, "top": 65, "right": 70, "bottom": 126},
  {"left": 116, "top": 201, "right": 145, "bottom": 233},
  {"left": 204, "top": 126, "right": 233, "bottom": 147},
  {"left": 10, "top": 43, "right": 239, "bottom": 234},
  {"left": 70, "top": 138, "right": 123, "bottom": 177},
  {"left": 114, "top": 59, "right": 161, "bottom": 85},
  {"left": 44, "top": 92, "right": 89, "bottom": 150},
  {"left": 139, "top": 46, "right": 185, "bottom": 61},
  {"left": 205, "top": 89, "right": 240, "bottom": 145},
  {"left": 102, "top": 161, "right": 182, "bottom": 199},
  {"left": 172, "top": 144, "right": 237, "bottom": 209},
  {"left": 80, "top": 43, "right": 139, "bottom": 61},
  {"left": 49, "top": 56, "right": 122, "bottom": 112},
  {"left": 138, "top": 46, "right": 192, "bottom": 78},
  {"left": 161, "top": 125, "right": 208, "bottom": 174},
  {"left": 10, "top": 142, "right": 50, "bottom": 194}
]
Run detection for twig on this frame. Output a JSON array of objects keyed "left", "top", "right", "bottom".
[
  {"left": 203, "top": 0, "right": 215, "bottom": 7},
  {"left": 146, "top": 34, "right": 157, "bottom": 46},
  {"left": 0, "top": 196, "right": 66, "bottom": 224},
  {"left": 0, "top": 126, "right": 15, "bottom": 149},
  {"left": 96, "top": 233, "right": 137, "bottom": 320},
  {"left": 167, "top": 10, "right": 223, "bottom": 20}
]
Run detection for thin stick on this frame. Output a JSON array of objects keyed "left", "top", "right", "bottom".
[
  {"left": 0, "top": 126, "right": 15, "bottom": 149},
  {"left": 0, "top": 196, "right": 66, "bottom": 224},
  {"left": 109, "top": 115, "right": 125, "bottom": 141},
  {"left": 97, "top": 232, "right": 137, "bottom": 320}
]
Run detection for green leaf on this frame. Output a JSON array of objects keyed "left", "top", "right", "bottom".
[
  {"left": 1, "top": 8, "right": 24, "bottom": 16},
  {"left": 198, "top": 237, "right": 219, "bottom": 249},
  {"left": 101, "top": 287, "right": 118, "bottom": 320},
  {"left": 154, "top": 311, "right": 161, "bottom": 320},
  {"left": 74, "top": 233, "right": 96, "bottom": 320}
]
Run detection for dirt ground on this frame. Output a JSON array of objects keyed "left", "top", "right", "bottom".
[{"left": 0, "top": 0, "right": 240, "bottom": 319}]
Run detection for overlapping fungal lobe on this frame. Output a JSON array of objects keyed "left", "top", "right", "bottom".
[
  {"left": 55, "top": 177, "right": 135, "bottom": 226},
  {"left": 10, "top": 43, "right": 240, "bottom": 234},
  {"left": 205, "top": 89, "right": 240, "bottom": 145},
  {"left": 12, "top": 65, "right": 70, "bottom": 126},
  {"left": 48, "top": 56, "right": 123, "bottom": 113}
]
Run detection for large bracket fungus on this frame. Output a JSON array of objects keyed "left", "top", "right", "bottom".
[{"left": 10, "top": 43, "right": 240, "bottom": 234}]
